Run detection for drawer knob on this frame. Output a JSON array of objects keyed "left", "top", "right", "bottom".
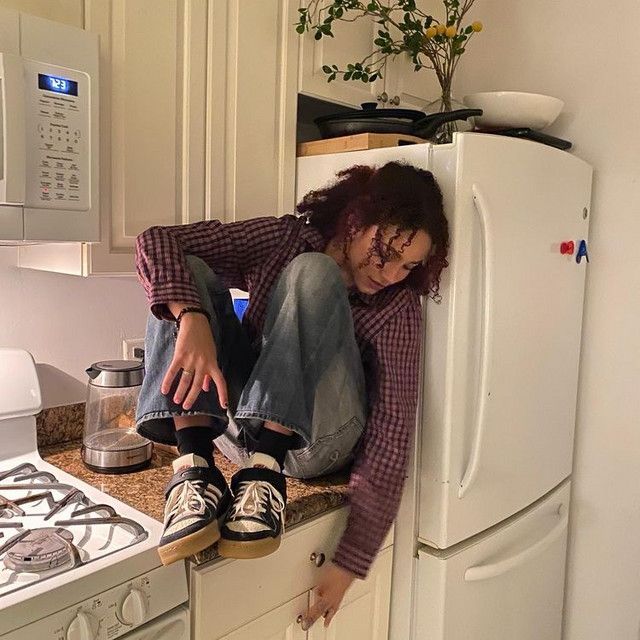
[
  {"left": 296, "top": 614, "right": 303, "bottom": 624},
  {"left": 310, "top": 552, "right": 325, "bottom": 567}
]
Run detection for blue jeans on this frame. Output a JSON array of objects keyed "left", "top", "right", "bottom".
[{"left": 135, "top": 253, "right": 366, "bottom": 479}]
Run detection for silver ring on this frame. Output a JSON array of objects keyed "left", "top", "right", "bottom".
[{"left": 181, "top": 369, "right": 194, "bottom": 378}]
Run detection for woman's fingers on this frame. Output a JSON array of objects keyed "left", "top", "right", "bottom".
[
  {"left": 210, "top": 366, "right": 228, "bottom": 409},
  {"left": 172, "top": 368, "right": 195, "bottom": 406},
  {"left": 162, "top": 361, "right": 227, "bottom": 410},
  {"left": 161, "top": 359, "right": 183, "bottom": 396},
  {"left": 182, "top": 371, "right": 206, "bottom": 410}
]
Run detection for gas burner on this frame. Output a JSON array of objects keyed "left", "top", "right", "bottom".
[
  {"left": 2, "top": 527, "right": 79, "bottom": 573},
  {"left": 0, "top": 461, "right": 149, "bottom": 600}
]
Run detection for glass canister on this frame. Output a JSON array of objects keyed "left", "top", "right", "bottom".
[{"left": 81, "top": 359, "right": 152, "bottom": 474}]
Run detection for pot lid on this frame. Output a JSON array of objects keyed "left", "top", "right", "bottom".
[
  {"left": 314, "top": 102, "right": 428, "bottom": 125},
  {"left": 86, "top": 360, "right": 144, "bottom": 388}
]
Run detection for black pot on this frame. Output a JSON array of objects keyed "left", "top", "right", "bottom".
[{"left": 314, "top": 102, "right": 483, "bottom": 140}]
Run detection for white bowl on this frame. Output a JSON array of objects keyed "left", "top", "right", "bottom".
[{"left": 462, "top": 91, "right": 564, "bottom": 130}]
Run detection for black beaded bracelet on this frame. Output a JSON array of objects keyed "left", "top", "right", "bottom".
[{"left": 174, "top": 306, "right": 211, "bottom": 334}]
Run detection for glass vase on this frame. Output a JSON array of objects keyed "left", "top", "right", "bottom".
[{"left": 425, "top": 90, "right": 474, "bottom": 144}]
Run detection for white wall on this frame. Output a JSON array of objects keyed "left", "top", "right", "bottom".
[
  {"left": 0, "top": 248, "right": 148, "bottom": 407},
  {"left": 453, "top": 1, "right": 640, "bottom": 637}
]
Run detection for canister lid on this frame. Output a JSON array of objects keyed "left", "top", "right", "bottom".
[{"left": 86, "top": 360, "right": 144, "bottom": 388}]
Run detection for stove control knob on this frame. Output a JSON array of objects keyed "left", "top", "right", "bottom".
[
  {"left": 66, "top": 611, "right": 98, "bottom": 640},
  {"left": 119, "top": 588, "right": 148, "bottom": 626}
]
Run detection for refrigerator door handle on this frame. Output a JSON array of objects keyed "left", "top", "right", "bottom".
[
  {"left": 458, "top": 183, "right": 493, "bottom": 499},
  {"left": 463, "top": 505, "right": 569, "bottom": 582}
]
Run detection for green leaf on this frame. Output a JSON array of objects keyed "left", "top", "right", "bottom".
[
  {"left": 353, "top": 71, "right": 362, "bottom": 79},
  {"left": 322, "top": 65, "right": 332, "bottom": 73},
  {"left": 336, "top": 8, "right": 343, "bottom": 18},
  {"left": 314, "top": 31, "right": 322, "bottom": 40},
  {"left": 296, "top": 25, "right": 305, "bottom": 34},
  {"left": 344, "top": 71, "right": 353, "bottom": 80}
]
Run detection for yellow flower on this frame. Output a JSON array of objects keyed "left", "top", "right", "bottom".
[
  {"left": 471, "top": 20, "right": 483, "bottom": 32},
  {"left": 445, "top": 25, "right": 457, "bottom": 38},
  {"left": 436, "top": 23, "right": 446, "bottom": 35},
  {"left": 425, "top": 26, "right": 437, "bottom": 39}
]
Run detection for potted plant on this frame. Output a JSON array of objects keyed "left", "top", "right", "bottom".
[{"left": 295, "top": 0, "right": 483, "bottom": 142}]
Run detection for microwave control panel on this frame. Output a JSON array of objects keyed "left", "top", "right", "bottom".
[{"left": 23, "top": 60, "right": 90, "bottom": 211}]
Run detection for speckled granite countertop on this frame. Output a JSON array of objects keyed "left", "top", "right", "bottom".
[{"left": 41, "top": 440, "right": 350, "bottom": 565}]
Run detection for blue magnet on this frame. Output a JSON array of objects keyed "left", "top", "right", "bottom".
[{"left": 576, "top": 239, "right": 589, "bottom": 264}]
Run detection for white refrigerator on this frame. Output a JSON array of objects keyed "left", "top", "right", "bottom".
[{"left": 295, "top": 132, "right": 592, "bottom": 640}]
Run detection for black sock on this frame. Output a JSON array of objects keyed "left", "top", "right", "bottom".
[
  {"left": 175, "top": 426, "right": 216, "bottom": 468},
  {"left": 254, "top": 428, "right": 292, "bottom": 470}
]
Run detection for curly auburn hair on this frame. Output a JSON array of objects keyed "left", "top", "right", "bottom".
[{"left": 295, "top": 161, "right": 449, "bottom": 300}]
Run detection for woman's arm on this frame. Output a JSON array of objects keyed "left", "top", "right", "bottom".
[
  {"left": 332, "top": 300, "right": 422, "bottom": 579},
  {"left": 135, "top": 216, "right": 296, "bottom": 321}
]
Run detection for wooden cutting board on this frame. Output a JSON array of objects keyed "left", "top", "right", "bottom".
[{"left": 297, "top": 132, "right": 428, "bottom": 157}]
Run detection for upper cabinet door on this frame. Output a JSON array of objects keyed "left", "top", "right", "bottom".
[
  {"left": 297, "top": 0, "right": 385, "bottom": 108},
  {"left": 383, "top": 0, "right": 441, "bottom": 109},
  {"left": 208, "top": 0, "right": 298, "bottom": 222},
  {"left": 384, "top": 52, "right": 440, "bottom": 110},
  {"left": 85, "top": 0, "right": 208, "bottom": 274}
]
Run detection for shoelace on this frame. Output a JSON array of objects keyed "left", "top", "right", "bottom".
[
  {"left": 228, "top": 480, "right": 285, "bottom": 525},
  {"left": 165, "top": 480, "right": 207, "bottom": 523}
]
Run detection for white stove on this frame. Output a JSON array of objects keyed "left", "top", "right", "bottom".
[{"left": 0, "top": 349, "right": 189, "bottom": 639}]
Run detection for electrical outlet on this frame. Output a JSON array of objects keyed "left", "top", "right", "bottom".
[{"left": 122, "top": 338, "right": 145, "bottom": 360}]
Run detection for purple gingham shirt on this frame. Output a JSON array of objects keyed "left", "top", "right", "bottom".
[{"left": 135, "top": 215, "right": 422, "bottom": 579}]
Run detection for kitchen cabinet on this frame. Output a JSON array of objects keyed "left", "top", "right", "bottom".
[
  {"left": 297, "top": 0, "right": 385, "bottom": 108},
  {"left": 18, "top": 0, "right": 209, "bottom": 275},
  {"left": 190, "top": 507, "right": 394, "bottom": 640},
  {"left": 20, "top": 0, "right": 299, "bottom": 274},
  {"left": 383, "top": 0, "right": 440, "bottom": 110},
  {"left": 297, "top": 0, "right": 439, "bottom": 110},
  {"left": 208, "top": 0, "right": 298, "bottom": 224},
  {"left": 306, "top": 547, "right": 392, "bottom": 640},
  {"left": 218, "top": 594, "right": 308, "bottom": 640}
]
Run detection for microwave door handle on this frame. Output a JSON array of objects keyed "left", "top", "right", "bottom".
[
  {"left": 458, "top": 183, "right": 493, "bottom": 498},
  {"left": 0, "top": 53, "right": 26, "bottom": 205},
  {"left": 463, "top": 505, "right": 569, "bottom": 582}
]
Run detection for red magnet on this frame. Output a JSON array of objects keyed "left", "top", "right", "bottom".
[{"left": 560, "top": 241, "right": 575, "bottom": 255}]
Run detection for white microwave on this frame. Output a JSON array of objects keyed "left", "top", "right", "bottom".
[{"left": 0, "top": 7, "right": 99, "bottom": 243}]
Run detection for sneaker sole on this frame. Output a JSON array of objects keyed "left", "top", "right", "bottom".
[
  {"left": 157, "top": 518, "right": 221, "bottom": 566},
  {"left": 217, "top": 535, "right": 281, "bottom": 559}
]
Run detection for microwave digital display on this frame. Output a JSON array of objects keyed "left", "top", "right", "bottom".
[{"left": 38, "top": 73, "right": 78, "bottom": 96}]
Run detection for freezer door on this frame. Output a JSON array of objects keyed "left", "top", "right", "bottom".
[
  {"left": 419, "top": 133, "right": 592, "bottom": 547},
  {"left": 415, "top": 481, "right": 570, "bottom": 640}
]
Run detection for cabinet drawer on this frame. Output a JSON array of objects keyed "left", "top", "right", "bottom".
[{"left": 190, "top": 507, "right": 393, "bottom": 638}]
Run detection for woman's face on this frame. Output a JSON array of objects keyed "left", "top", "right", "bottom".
[{"left": 346, "top": 225, "right": 433, "bottom": 294}]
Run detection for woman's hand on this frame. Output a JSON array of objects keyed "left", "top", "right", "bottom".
[
  {"left": 161, "top": 312, "right": 228, "bottom": 410},
  {"left": 300, "top": 563, "right": 357, "bottom": 630}
]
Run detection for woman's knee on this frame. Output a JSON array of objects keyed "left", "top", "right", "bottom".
[{"left": 281, "top": 253, "right": 344, "bottom": 297}]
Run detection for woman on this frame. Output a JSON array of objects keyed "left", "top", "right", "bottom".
[{"left": 134, "top": 160, "right": 448, "bottom": 628}]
